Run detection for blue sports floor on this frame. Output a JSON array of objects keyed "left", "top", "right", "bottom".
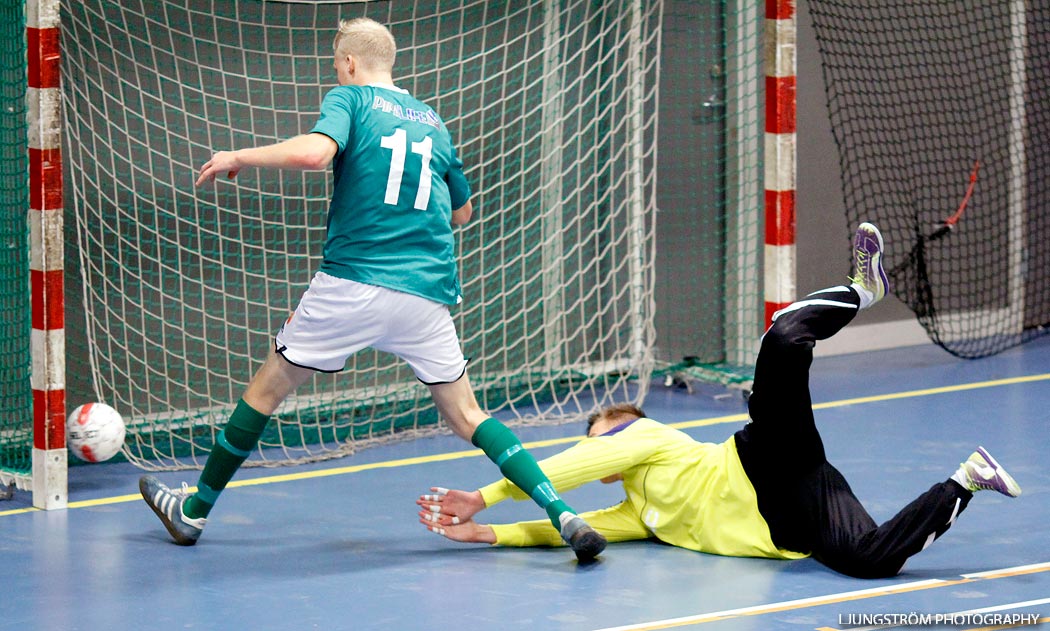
[{"left": 3, "top": 336, "right": 1049, "bottom": 631}]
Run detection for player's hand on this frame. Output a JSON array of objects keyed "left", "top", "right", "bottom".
[
  {"left": 195, "top": 151, "right": 242, "bottom": 187},
  {"left": 415, "top": 487, "right": 485, "bottom": 526},
  {"left": 418, "top": 515, "right": 496, "bottom": 544}
]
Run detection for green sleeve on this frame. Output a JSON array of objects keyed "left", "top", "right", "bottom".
[
  {"left": 310, "top": 87, "right": 358, "bottom": 154},
  {"left": 445, "top": 143, "right": 470, "bottom": 209}
]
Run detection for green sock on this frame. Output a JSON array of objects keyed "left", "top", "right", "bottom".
[
  {"left": 471, "top": 418, "right": 573, "bottom": 530},
  {"left": 184, "top": 399, "right": 269, "bottom": 519}
]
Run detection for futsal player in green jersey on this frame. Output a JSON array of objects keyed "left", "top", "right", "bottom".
[
  {"left": 416, "top": 223, "right": 1021, "bottom": 578},
  {"left": 139, "top": 17, "right": 605, "bottom": 561}
]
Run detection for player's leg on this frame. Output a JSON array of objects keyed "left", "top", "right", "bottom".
[
  {"left": 139, "top": 350, "right": 315, "bottom": 545},
  {"left": 733, "top": 286, "right": 864, "bottom": 548},
  {"left": 140, "top": 272, "right": 355, "bottom": 545},
  {"left": 383, "top": 287, "right": 605, "bottom": 560},
  {"left": 739, "top": 222, "right": 888, "bottom": 455},
  {"left": 427, "top": 376, "right": 605, "bottom": 560},
  {"left": 740, "top": 287, "right": 859, "bottom": 459},
  {"left": 186, "top": 351, "right": 315, "bottom": 517},
  {"left": 810, "top": 447, "right": 1020, "bottom": 578},
  {"left": 735, "top": 223, "right": 889, "bottom": 551}
]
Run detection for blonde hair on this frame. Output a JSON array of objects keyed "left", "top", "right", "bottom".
[{"left": 333, "top": 18, "right": 396, "bottom": 72}]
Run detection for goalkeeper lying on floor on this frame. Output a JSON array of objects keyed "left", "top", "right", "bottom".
[{"left": 416, "top": 223, "right": 1021, "bottom": 579}]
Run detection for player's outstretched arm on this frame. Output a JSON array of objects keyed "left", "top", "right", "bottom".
[
  {"left": 422, "top": 501, "right": 651, "bottom": 549},
  {"left": 195, "top": 133, "right": 338, "bottom": 187}
]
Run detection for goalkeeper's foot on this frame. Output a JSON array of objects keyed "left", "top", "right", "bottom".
[
  {"left": 850, "top": 222, "right": 889, "bottom": 307},
  {"left": 559, "top": 513, "right": 606, "bottom": 562},
  {"left": 955, "top": 447, "right": 1022, "bottom": 497},
  {"left": 139, "top": 475, "right": 207, "bottom": 545}
]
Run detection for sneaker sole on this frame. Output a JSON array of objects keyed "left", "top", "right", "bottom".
[
  {"left": 139, "top": 476, "right": 199, "bottom": 546},
  {"left": 570, "top": 528, "right": 607, "bottom": 562}
]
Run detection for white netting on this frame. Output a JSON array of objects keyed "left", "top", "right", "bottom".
[{"left": 62, "top": 0, "right": 661, "bottom": 469}]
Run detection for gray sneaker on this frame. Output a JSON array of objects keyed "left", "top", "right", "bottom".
[
  {"left": 139, "top": 475, "right": 207, "bottom": 545},
  {"left": 559, "top": 513, "right": 606, "bottom": 562},
  {"left": 850, "top": 222, "right": 889, "bottom": 304},
  {"left": 960, "top": 446, "right": 1022, "bottom": 497}
]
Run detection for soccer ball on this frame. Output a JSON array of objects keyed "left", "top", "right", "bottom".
[{"left": 67, "top": 402, "right": 126, "bottom": 463}]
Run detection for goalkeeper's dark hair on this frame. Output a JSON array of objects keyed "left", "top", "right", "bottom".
[{"left": 587, "top": 403, "right": 646, "bottom": 432}]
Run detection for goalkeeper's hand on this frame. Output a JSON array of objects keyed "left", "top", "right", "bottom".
[
  {"left": 418, "top": 514, "right": 496, "bottom": 544},
  {"left": 415, "top": 486, "right": 485, "bottom": 525}
]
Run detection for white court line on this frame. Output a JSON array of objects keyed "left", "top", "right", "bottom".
[
  {"left": 963, "top": 561, "right": 1050, "bottom": 579},
  {"left": 590, "top": 561, "right": 1050, "bottom": 631}
]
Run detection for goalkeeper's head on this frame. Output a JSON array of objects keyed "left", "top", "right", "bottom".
[
  {"left": 333, "top": 18, "right": 397, "bottom": 85},
  {"left": 586, "top": 402, "right": 646, "bottom": 438},
  {"left": 586, "top": 403, "right": 645, "bottom": 484}
]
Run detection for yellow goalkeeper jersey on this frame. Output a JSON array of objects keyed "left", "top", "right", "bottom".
[{"left": 480, "top": 418, "right": 807, "bottom": 560}]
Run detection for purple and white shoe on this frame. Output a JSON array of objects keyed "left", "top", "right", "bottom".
[
  {"left": 959, "top": 446, "right": 1022, "bottom": 497},
  {"left": 850, "top": 222, "right": 889, "bottom": 305}
]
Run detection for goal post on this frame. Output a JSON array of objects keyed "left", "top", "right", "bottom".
[{"left": 0, "top": 0, "right": 67, "bottom": 509}]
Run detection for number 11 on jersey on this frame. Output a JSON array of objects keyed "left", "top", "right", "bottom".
[{"left": 381, "top": 129, "right": 433, "bottom": 211}]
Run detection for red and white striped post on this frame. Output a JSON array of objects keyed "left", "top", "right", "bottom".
[
  {"left": 763, "top": 0, "right": 797, "bottom": 328},
  {"left": 28, "top": 0, "right": 66, "bottom": 510}
]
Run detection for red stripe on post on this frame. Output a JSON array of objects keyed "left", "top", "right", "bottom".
[
  {"left": 31, "top": 269, "right": 65, "bottom": 330},
  {"left": 764, "top": 301, "right": 793, "bottom": 330},
  {"left": 29, "top": 148, "right": 63, "bottom": 210},
  {"left": 766, "top": 0, "right": 796, "bottom": 20},
  {"left": 764, "top": 190, "right": 796, "bottom": 246},
  {"left": 32, "top": 389, "right": 66, "bottom": 450},
  {"left": 765, "top": 76, "right": 796, "bottom": 133},
  {"left": 27, "top": 27, "right": 61, "bottom": 89}
]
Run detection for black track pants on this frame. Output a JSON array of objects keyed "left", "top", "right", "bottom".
[{"left": 734, "top": 286, "right": 972, "bottom": 578}]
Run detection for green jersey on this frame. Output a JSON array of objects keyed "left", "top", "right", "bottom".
[{"left": 310, "top": 84, "right": 471, "bottom": 305}]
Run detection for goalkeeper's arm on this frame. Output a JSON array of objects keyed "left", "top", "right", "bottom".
[{"left": 420, "top": 500, "right": 650, "bottom": 548}]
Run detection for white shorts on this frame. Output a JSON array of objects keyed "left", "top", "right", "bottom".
[{"left": 274, "top": 271, "right": 469, "bottom": 384}]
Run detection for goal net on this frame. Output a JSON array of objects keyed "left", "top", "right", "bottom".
[
  {"left": 60, "top": 0, "right": 661, "bottom": 470},
  {"left": 808, "top": 1, "right": 1050, "bottom": 358}
]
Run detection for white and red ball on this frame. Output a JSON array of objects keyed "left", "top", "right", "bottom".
[{"left": 66, "top": 402, "right": 126, "bottom": 463}]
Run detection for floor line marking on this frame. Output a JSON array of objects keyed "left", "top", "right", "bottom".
[{"left": 2, "top": 372, "right": 1047, "bottom": 518}]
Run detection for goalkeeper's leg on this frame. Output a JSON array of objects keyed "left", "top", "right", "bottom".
[{"left": 429, "top": 376, "right": 607, "bottom": 561}]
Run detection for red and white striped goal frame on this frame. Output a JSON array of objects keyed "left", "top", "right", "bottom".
[
  {"left": 28, "top": 0, "right": 66, "bottom": 510},
  {"left": 764, "top": 0, "right": 797, "bottom": 328}
]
